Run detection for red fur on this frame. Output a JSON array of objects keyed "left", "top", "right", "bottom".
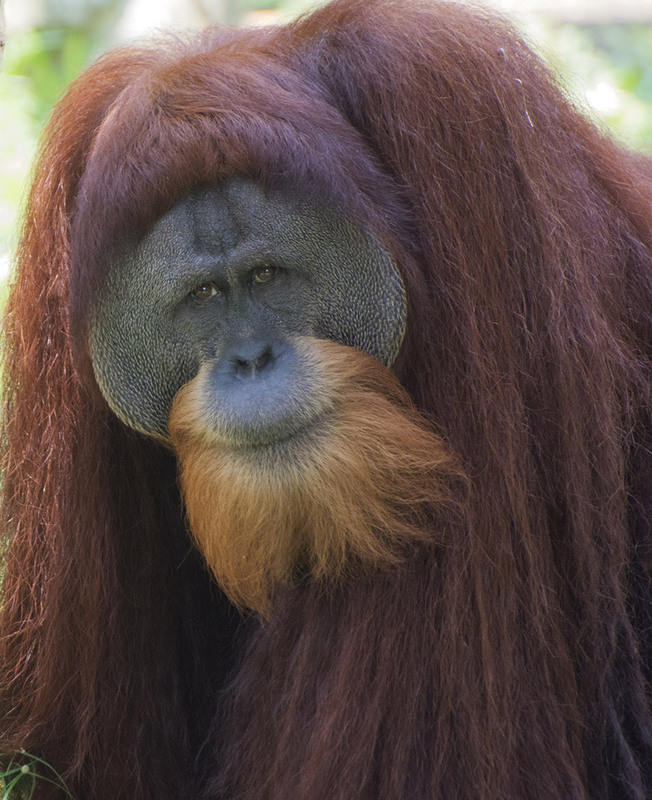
[{"left": 1, "top": 1, "right": 652, "bottom": 798}]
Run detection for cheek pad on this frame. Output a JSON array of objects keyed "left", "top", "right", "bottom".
[
  {"left": 310, "top": 237, "right": 406, "bottom": 366},
  {"left": 89, "top": 237, "right": 198, "bottom": 439}
]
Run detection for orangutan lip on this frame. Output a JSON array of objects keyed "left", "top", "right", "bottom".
[{"left": 214, "top": 413, "right": 331, "bottom": 454}]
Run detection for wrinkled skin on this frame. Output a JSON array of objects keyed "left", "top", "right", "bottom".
[{"left": 90, "top": 178, "right": 407, "bottom": 440}]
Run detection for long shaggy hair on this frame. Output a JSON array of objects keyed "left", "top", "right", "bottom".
[{"left": 1, "top": 1, "right": 652, "bottom": 798}]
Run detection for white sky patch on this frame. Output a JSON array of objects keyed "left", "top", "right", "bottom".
[
  {"left": 0, "top": 252, "right": 14, "bottom": 282},
  {"left": 585, "top": 81, "right": 622, "bottom": 115}
]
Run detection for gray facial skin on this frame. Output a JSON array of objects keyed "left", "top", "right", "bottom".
[{"left": 89, "top": 178, "right": 407, "bottom": 441}]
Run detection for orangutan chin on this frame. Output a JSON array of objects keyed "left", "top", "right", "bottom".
[{"left": 171, "top": 338, "right": 459, "bottom": 615}]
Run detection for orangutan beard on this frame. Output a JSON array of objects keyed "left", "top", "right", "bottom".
[{"left": 169, "top": 338, "right": 461, "bottom": 617}]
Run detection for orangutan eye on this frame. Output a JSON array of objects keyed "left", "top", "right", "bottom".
[
  {"left": 252, "top": 265, "right": 278, "bottom": 284},
  {"left": 190, "top": 283, "right": 219, "bottom": 300}
]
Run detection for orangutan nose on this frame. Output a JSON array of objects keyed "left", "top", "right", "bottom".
[{"left": 226, "top": 340, "right": 276, "bottom": 380}]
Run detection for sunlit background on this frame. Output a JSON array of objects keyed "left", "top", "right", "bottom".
[{"left": 2, "top": 0, "right": 652, "bottom": 283}]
